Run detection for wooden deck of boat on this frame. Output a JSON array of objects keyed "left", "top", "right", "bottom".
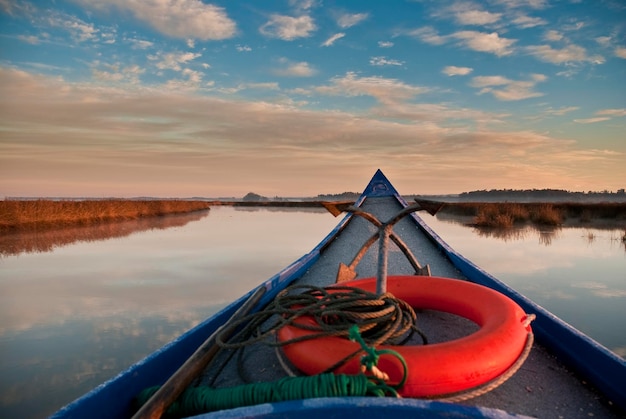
[{"left": 198, "top": 196, "right": 622, "bottom": 419}]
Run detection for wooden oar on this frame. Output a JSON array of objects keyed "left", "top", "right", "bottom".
[{"left": 132, "top": 285, "right": 267, "bottom": 419}]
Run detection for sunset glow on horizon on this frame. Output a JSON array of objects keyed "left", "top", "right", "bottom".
[{"left": 1, "top": 0, "right": 625, "bottom": 198}]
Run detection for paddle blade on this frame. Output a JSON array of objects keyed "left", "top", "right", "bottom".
[
  {"left": 321, "top": 201, "right": 355, "bottom": 217},
  {"left": 414, "top": 199, "right": 446, "bottom": 216}
]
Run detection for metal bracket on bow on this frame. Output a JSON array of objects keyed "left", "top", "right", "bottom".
[{"left": 322, "top": 200, "right": 445, "bottom": 295}]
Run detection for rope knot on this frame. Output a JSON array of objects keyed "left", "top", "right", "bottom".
[{"left": 349, "top": 325, "right": 389, "bottom": 381}]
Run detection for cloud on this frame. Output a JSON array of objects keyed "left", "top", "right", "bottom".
[
  {"left": 46, "top": 13, "right": 100, "bottom": 42},
  {"left": 615, "top": 47, "right": 626, "bottom": 59},
  {"left": 75, "top": 0, "right": 236, "bottom": 40},
  {"left": 369, "top": 56, "right": 404, "bottom": 66},
  {"left": 574, "top": 108, "right": 626, "bottom": 124},
  {"left": 470, "top": 74, "right": 546, "bottom": 101},
  {"left": 378, "top": 41, "right": 394, "bottom": 48},
  {"left": 336, "top": 12, "right": 369, "bottom": 28},
  {"left": 442, "top": 66, "right": 473, "bottom": 76},
  {"left": 544, "top": 30, "right": 563, "bottom": 42},
  {"left": 489, "top": 0, "right": 548, "bottom": 8},
  {"left": 274, "top": 59, "right": 317, "bottom": 77},
  {"left": 452, "top": 31, "right": 516, "bottom": 56},
  {"left": 544, "top": 106, "right": 579, "bottom": 116},
  {"left": 148, "top": 51, "right": 202, "bottom": 71},
  {"left": 316, "top": 72, "right": 428, "bottom": 104},
  {"left": 16, "top": 34, "right": 41, "bottom": 44},
  {"left": 573, "top": 117, "right": 611, "bottom": 124},
  {"left": 596, "top": 109, "right": 626, "bottom": 117},
  {"left": 260, "top": 15, "right": 316, "bottom": 40},
  {"left": 322, "top": 33, "right": 345, "bottom": 47},
  {"left": 511, "top": 14, "right": 547, "bottom": 28},
  {"left": 448, "top": 5, "right": 502, "bottom": 26},
  {"left": 409, "top": 26, "right": 448, "bottom": 45},
  {"left": 236, "top": 45, "right": 252, "bottom": 52},
  {"left": 1, "top": 67, "right": 623, "bottom": 196},
  {"left": 92, "top": 63, "right": 144, "bottom": 84},
  {"left": 410, "top": 27, "right": 516, "bottom": 56},
  {"left": 525, "top": 44, "right": 604, "bottom": 64},
  {"left": 595, "top": 36, "right": 612, "bottom": 47},
  {"left": 126, "top": 37, "right": 154, "bottom": 50},
  {"left": 289, "top": 0, "right": 317, "bottom": 12}
]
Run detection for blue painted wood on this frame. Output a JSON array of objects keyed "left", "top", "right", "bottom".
[{"left": 192, "top": 397, "right": 532, "bottom": 419}]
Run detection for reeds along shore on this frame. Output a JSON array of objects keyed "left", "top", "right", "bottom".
[
  {"left": 440, "top": 202, "right": 626, "bottom": 229},
  {"left": 0, "top": 199, "right": 212, "bottom": 231}
]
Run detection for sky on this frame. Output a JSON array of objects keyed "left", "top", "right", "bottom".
[{"left": 0, "top": 0, "right": 625, "bottom": 198}]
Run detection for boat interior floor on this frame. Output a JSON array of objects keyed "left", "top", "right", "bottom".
[{"left": 197, "top": 197, "right": 623, "bottom": 419}]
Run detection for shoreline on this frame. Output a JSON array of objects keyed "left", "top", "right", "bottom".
[{"left": 2, "top": 199, "right": 625, "bottom": 233}]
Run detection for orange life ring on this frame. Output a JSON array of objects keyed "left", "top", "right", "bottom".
[{"left": 277, "top": 275, "right": 532, "bottom": 398}]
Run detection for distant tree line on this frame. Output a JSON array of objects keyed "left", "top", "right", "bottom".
[
  {"left": 316, "top": 192, "right": 360, "bottom": 201},
  {"left": 458, "top": 188, "right": 626, "bottom": 203}
]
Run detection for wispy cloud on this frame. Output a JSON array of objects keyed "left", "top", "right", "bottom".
[
  {"left": 91, "top": 62, "right": 144, "bottom": 84},
  {"left": 410, "top": 27, "right": 516, "bottom": 56},
  {"left": 470, "top": 73, "right": 546, "bottom": 101},
  {"left": 316, "top": 72, "right": 428, "bottom": 104},
  {"left": 321, "top": 33, "right": 345, "bottom": 47},
  {"left": 16, "top": 34, "right": 41, "bottom": 44},
  {"left": 446, "top": 3, "right": 502, "bottom": 26},
  {"left": 442, "top": 65, "right": 473, "bottom": 76},
  {"left": 543, "top": 30, "right": 563, "bottom": 42},
  {"left": 544, "top": 106, "right": 579, "bottom": 116},
  {"left": 378, "top": 41, "right": 394, "bottom": 48},
  {"left": 489, "top": 0, "right": 548, "bottom": 9},
  {"left": 511, "top": 14, "right": 546, "bottom": 28},
  {"left": 75, "top": 0, "right": 236, "bottom": 40},
  {"left": 273, "top": 59, "right": 317, "bottom": 77},
  {"left": 453, "top": 31, "right": 516, "bottom": 56},
  {"left": 126, "top": 37, "right": 154, "bottom": 50},
  {"left": 369, "top": 56, "right": 404, "bottom": 66},
  {"left": 573, "top": 117, "right": 610, "bottom": 124},
  {"left": 525, "top": 44, "right": 604, "bottom": 64},
  {"left": 260, "top": 14, "right": 316, "bottom": 40},
  {"left": 597, "top": 109, "right": 626, "bottom": 117},
  {"left": 148, "top": 51, "right": 201, "bottom": 71},
  {"left": 335, "top": 12, "right": 369, "bottom": 28},
  {"left": 575, "top": 108, "right": 626, "bottom": 123}
]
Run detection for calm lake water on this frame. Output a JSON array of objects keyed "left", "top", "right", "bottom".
[{"left": 1, "top": 206, "right": 625, "bottom": 418}]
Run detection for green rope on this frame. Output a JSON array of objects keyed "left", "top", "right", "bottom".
[
  {"left": 134, "top": 373, "right": 396, "bottom": 419},
  {"left": 348, "top": 325, "right": 408, "bottom": 389}
]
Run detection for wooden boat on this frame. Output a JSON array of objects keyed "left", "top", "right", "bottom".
[{"left": 51, "top": 170, "right": 625, "bottom": 418}]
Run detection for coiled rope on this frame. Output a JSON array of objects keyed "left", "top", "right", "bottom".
[
  {"left": 134, "top": 283, "right": 533, "bottom": 417},
  {"left": 217, "top": 284, "right": 424, "bottom": 348},
  {"left": 134, "top": 373, "right": 392, "bottom": 419}
]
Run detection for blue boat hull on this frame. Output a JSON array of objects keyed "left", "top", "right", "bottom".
[{"left": 51, "top": 169, "right": 626, "bottom": 418}]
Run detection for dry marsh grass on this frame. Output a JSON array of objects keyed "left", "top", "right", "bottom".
[
  {"left": 0, "top": 199, "right": 211, "bottom": 231},
  {"left": 442, "top": 202, "right": 626, "bottom": 228}
]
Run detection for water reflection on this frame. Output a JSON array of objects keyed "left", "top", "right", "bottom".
[
  {"left": 435, "top": 211, "right": 624, "bottom": 251},
  {"left": 232, "top": 206, "right": 327, "bottom": 214},
  {"left": 0, "top": 206, "right": 341, "bottom": 419},
  {"left": 0, "top": 211, "right": 210, "bottom": 257}
]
